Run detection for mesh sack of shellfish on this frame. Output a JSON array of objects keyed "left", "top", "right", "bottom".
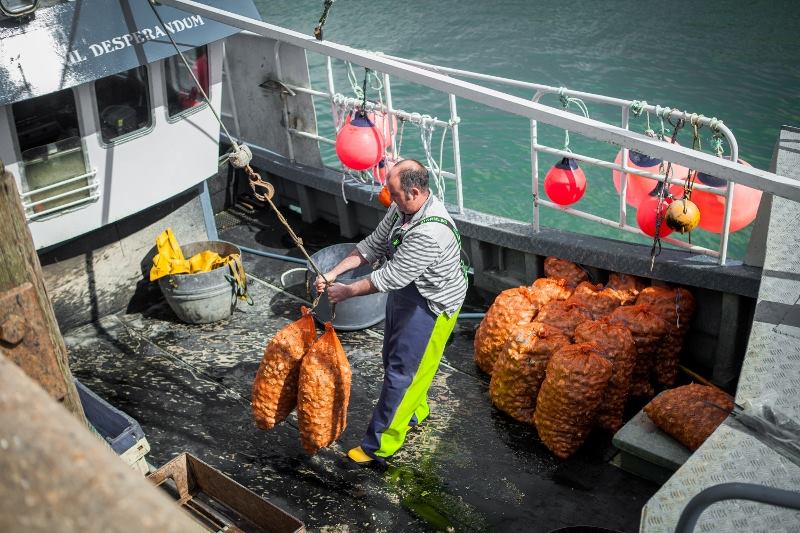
[
  {"left": 605, "top": 272, "right": 648, "bottom": 305},
  {"left": 636, "top": 286, "right": 696, "bottom": 387},
  {"left": 474, "top": 286, "right": 540, "bottom": 375},
  {"left": 533, "top": 343, "right": 612, "bottom": 459},
  {"left": 565, "top": 281, "right": 623, "bottom": 319},
  {"left": 574, "top": 319, "right": 636, "bottom": 432},
  {"left": 529, "top": 277, "right": 574, "bottom": 305},
  {"left": 251, "top": 306, "right": 317, "bottom": 429},
  {"left": 543, "top": 256, "right": 589, "bottom": 288},
  {"left": 297, "top": 322, "right": 351, "bottom": 455},
  {"left": 533, "top": 300, "right": 593, "bottom": 339},
  {"left": 643, "top": 383, "right": 733, "bottom": 450},
  {"left": 608, "top": 305, "right": 670, "bottom": 398},
  {"left": 489, "top": 322, "right": 571, "bottom": 424}
]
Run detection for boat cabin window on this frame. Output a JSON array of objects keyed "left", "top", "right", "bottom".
[
  {"left": 95, "top": 65, "right": 152, "bottom": 143},
  {"left": 164, "top": 45, "right": 209, "bottom": 118},
  {"left": 12, "top": 88, "right": 95, "bottom": 219}
]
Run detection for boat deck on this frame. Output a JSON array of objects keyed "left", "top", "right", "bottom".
[{"left": 65, "top": 204, "right": 658, "bottom": 532}]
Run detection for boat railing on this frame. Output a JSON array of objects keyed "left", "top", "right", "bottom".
[{"left": 162, "top": 0, "right": 800, "bottom": 266}]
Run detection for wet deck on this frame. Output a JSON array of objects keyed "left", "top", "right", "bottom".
[{"left": 65, "top": 206, "right": 658, "bottom": 532}]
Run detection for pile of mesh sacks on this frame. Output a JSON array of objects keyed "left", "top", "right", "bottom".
[
  {"left": 250, "top": 307, "right": 352, "bottom": 454},
  {"left": 475, "top": 256, "right": 720, "bottom": 459}
]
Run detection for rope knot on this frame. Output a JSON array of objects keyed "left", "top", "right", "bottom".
[
  {"left": 228, "top": 144, "right": 253, "bottom": 169},
  {"left": 630, "top": 100, "right": 647, "bottom": 116}
]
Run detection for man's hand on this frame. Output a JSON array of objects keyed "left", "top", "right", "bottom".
[
  {"left": 326, "top": 282, "right": 352, "bottom": 304},
  {"left": 315, "top": 272, "right": 336, "bottom": 293}
]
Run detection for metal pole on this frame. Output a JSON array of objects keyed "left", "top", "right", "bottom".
[
  {"left": 449, "top": 94, "right": 463, "bottom": 213},
  {"left": 383, "top": 73, "right": 398, "bottom": 160},
  {"left": 531, "top": 117, "right": 540, "bottom": 232},
  {"left": 325, "top": 56, "right": 338, "bottom": 133},
  {"left": 222, "top": 41, "right": 242, "bottom": 141},
  {"left": 157, "top": 0, "right": 799, "bottom": 202},
  {"left": 718, "top": 139, "right": 740, "bottom": 266},
  {"left": 273, "top": 41, "right": 295, "bottom": 162},
  {"left": 620, "top": 107, "right": 630, "bottom": 227}
]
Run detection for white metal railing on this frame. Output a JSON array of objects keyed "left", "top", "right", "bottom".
[
  {"left": 162, "top": 0, "right": 800, "bottom": 266},
  {"left": 269, "top": 45, "right": 463, "bottom": 212},
  {"left": 21, "top": 169, "right": 99, "bottom": 221},
  {"left": 385, "top": 54, "right": 741, "bottom": 262}
]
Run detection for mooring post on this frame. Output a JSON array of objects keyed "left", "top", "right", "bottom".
[{"left": 0, "top": 165, "right": 86, "bottom": 424}]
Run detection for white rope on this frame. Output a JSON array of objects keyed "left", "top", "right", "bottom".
[{"left": 417, "top": 114, "right": 447, "bottom": 201}]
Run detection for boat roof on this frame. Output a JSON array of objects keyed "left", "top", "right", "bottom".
[{"left": 0, "top": 0, "right": 261, "bottom": 106}]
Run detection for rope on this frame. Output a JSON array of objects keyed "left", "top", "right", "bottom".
[
  {"left": 631, "top": 100, "right": 655, "bottom": 137},
  {"left": 417, "top": 114, "right": 448, "bottom": 201},
  {"left": 313, "top": 0, "right": 335, "bottom": 41},
  {"left": 148, "top": 2, "right": 238, "bottom": 151},
  {"left": 558, "top": 88, "right": 590, "bottom": 152},
  {"left": 241, "top": 165, "right": 331, "bottom": 306},
  {"left": 649, "top": 117, "right": 685, "bottom": 270}
]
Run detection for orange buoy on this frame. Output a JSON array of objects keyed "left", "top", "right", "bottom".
[
  {"left": 665, "top": 198, "right": 701, "bottom": 233},
  {"left": 544, "top": 157, "right": 586, "bottom": 206},
  {"left": 612, "top": 141, "right": 689, "bottom": 207},
  {"left": 378, "top": 185, "right": 392, "bottom": 207},
  {"left": 336, "top": 114, "right": 384, "bottom": 170},
  {"left": 679, "top": 158, "right": 762, "bottom": 233},
  {"left": 636, "top": 196, "right": 673, "bottom": 238}
]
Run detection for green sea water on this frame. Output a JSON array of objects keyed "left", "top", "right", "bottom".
[{"left": 253, "top": 0, "right": 800, "bottom": 260}]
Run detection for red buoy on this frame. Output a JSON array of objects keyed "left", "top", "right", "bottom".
[
  {"left": 612, "top": 140, "right": 689, "bottom": 207},
  {"left": 372, "top": 157, "right": 392, "bottom": 184},
  {"left": 544, "top": 157, "right": 587, "bottom": 206},
  {"left": 636, "top": 196, "right": 673, "bottom": 238},
  {"left": 336, "top": 114, "right": 384, "bottom": 170},
  {"left": 677, "top": 158, "right": 761, "bottom": 233},
  {"left": 345, "top": 109, "right": 396, "bottom": 153}
]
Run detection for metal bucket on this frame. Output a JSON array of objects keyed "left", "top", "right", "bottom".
[
  {"left": 307, "top": 243, "right": 387, "bottom": 331},
  {"left": 157, "top": 241, "right": 242, "bottom": 324}
]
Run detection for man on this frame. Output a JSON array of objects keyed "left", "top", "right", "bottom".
[{"left": 315, "top": 159, "right": 467, "bottom": 465}]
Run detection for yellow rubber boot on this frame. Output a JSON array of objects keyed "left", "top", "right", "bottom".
[{"left": 347, "top": 446, "right": 374, "bottom": 465}]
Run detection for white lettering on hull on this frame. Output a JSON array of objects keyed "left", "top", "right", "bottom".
[{"left": 75, "top": 15, "right": 205, "bottom": 59}]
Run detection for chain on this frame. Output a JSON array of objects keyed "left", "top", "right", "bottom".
[
  {"left": 650, "top": 117, "right": 685, "bottom": 270},
  {"left": 360, "top": 68, "right": 369, "bottom": 116},
  {"left": 313, "top": 0, "right": 335, "bottom": 40},
  {"left": 675, "top": 114, "right": 703, "bottom": 204},
  {"left": 242, "top": 166, "right": 331, "bottom": 305}
]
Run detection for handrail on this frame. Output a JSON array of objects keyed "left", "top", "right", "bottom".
[
  {"left": 160, "top": 0, "right": 798, "bottom": 202},
  {"left": 163, "top": 0, "right": 799, "bottom": 265},
  {"left": 674, "top": 483, "right": 800, "bottom": 533}
]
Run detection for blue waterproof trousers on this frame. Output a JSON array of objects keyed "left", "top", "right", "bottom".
[{"left": 361, "top": 283, "right": 459, "bottom": 461}]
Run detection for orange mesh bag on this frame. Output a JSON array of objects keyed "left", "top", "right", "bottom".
[
  {"left": 636, "top": 286, "right": 696, "bottom": 387},
  {"left": 251, "top": 306, "right": 317, "bottom": 429},
  {"left": 474, "top": 287, "right": 539, "bottom": 375},
  {"left": 489, "top": 322, "right": 571, "bottom": 424},
  {"left": 605, "top": 272, "right": 648, "bottom": 305},
  {"left": 574, "top": 319, "right": 636, "bottom": 432},
  {"left": 565, "top": 281, "right": 623, "bottom": 319},
  {"left": 533, "top": 343, "right": 613, "bottom": 459},
  {"left": 529, "top": 277, "right": 574, "bottom": 305},
  {"left": 544, "top": 256, "right": 589, "bottom": 288},
  {"left": 533, "top": 300, "right": 593, "bottom": 338},
  {"left": 297, "top": 322, "right": 352, "bottom": 454},
  {"left": 608, "top": 305, "right": 670, "bottom": 398},
  {"left": 644, "top": 384, "right": 733, "bottom": 450}
]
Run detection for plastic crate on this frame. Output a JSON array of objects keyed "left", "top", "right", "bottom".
[{"left": 76, "top": 379, "right": 151, "bottom": 473}]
